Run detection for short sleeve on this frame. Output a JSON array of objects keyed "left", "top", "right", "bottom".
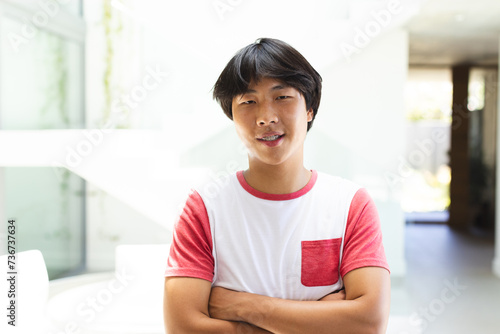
[
  {"left": 340, "top": 188, "right": 390, "bottom": 278},
  {"left": 165, "top": 190, "right": 214, "bottom": 282}
]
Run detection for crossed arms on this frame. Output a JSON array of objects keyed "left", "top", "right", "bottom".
[{"left": 163, "top": 266, "right": 390, "bottom": 334}]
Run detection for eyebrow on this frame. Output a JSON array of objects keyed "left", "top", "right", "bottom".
[{"left": 242, "top": 84, "right": 290, "bottom": 95}]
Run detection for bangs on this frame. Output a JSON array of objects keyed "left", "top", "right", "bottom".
[{"left": 218, "top": 41, "right": 312, "bottom": 100}]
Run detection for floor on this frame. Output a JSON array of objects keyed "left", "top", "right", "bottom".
[{"left": 389, "top": 223, "right": 500, "bottom": 334}]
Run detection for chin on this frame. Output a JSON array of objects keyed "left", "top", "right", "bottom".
[{"left": 255, "top": 156, "right": 289, "bottom": 167}]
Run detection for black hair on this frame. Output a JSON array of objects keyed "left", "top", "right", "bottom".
[{"left": 212, "top": 38, "right": 322, "bottom": 131}]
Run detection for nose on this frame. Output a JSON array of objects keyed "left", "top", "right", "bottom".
[{"left": 256, "top": 102, "right": 279, "bottom": 126}]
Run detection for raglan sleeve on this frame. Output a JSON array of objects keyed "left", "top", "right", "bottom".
[
  {"left": 340, "top": 188, "right": 390, "bottom": 278},
  {"left": 164, "top": 190, "right": 214, "bottom": 282}
]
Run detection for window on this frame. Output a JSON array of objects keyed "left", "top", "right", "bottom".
[{"left": 0, "top": 0, "right": 85, "bottom": 279}]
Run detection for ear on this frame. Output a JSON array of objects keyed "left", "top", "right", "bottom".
[{"left": 306, "top": 108, "right": 314, "bottom": 122}]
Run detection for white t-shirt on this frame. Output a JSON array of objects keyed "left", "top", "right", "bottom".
[{"left": 165, "top": 170, "right": 389, "bottom": 301}]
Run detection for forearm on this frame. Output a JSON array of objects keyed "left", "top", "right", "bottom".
[
  {"left": 166, "top": 315, "right": 271, "bottom": 334},
  {"left": 233, "top": 293, "right": 384, "bottom": 334},
  {"left": 165, "top": 299, "right": 272, "bottom": 334},
  {"left": 209, "top": 268, "right": 390, "bottom": 334},
  {"left": 164, "top": 277, "right": 271, "bottom": 334}
]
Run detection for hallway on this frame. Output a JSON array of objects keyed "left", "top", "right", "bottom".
[{"left": 390, "top": 224, "right": 500, "bottom": 333}]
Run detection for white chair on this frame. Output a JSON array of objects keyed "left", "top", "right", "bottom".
[
  {"left": 0, "top": 249, "right": 50, "bottom": 333},
  {"left": 46, "top": 244, "right": 170, "bottom": 334},
  {"left": 79, "top": 243, "right": 170, "bottom": 334}
]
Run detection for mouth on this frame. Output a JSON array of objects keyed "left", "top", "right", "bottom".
[
  {"left": 256, "top": 133, "right": 285, "bottom": 147},
  {"left": 258, "top": 134, "right": 284, "bottom": 142}
]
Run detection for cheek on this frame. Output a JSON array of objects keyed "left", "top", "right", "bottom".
[
  {"left": 286, "top": 110, "right": 309, "bottom": 130},
  {"left": 233, "top": 119, "right": 252, "bottom": 144},
  {"left": 233, "top": 111, "right": 254, "bottom": 131}
]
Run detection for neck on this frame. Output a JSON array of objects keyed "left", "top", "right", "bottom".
[{"left": 244, "top": 158, "right": 312, "bottom": 195}]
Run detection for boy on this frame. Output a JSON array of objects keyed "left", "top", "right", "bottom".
[{"left": 164, "top": 38, "right": 390, "bottom": 333}]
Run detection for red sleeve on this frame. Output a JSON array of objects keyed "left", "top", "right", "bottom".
[
  {"left": 340, "top": 188, "right": 390, "bottom": 278},
  {"left": 164, "top": 190, "right": 214, "bottom": 282}
]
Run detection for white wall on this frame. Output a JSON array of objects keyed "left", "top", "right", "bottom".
[{"left": 494, "top": 36, "right": 500, "bottom": 278}]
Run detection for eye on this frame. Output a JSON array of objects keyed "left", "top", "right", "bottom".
[
  {"left": 276, "top": 96, "right": 290, "bottom": 100},
  {"left": 241, "top": 100, "right": 255, "bottom": 105}
]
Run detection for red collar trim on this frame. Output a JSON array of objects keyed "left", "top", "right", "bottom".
[{"left": 236, "top": 170, "right": 317, "bottom": 201}]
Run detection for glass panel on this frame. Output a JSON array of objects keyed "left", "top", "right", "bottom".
[
  {"left": 403, "top": 68, "right": 451, "bottom": 219},
  {"left": 4, "top": 167, "right": 85, "bottom": 279},
  {"left": 0, "top": 16, "right": 84, "bottom": 129}
]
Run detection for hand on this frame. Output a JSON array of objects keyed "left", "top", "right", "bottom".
[{"left": 318, "top": 289, "right": 346, "bottom": 301}]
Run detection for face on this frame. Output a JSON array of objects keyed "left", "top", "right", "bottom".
[{"left": 232, "top": 77, "right": 313, "bottom": 169}]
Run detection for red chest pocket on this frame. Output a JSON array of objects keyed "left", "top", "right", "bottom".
[{"left": 301, "top": 238, "right": 342, "bottom": 287}]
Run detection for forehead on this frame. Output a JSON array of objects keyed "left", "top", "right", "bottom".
[{"left": 245, "top": 77, "right": 293, "bottom": 92}]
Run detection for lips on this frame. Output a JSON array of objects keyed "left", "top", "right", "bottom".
[{"left": 257, "top": 132, "right": 285, "bottom": 147}]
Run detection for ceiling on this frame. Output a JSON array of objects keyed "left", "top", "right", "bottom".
[
  {"left": 405, "top": 0, "right": 500, "bottom": 66},
  {"left": 107, "top": 0, "right": 500, "bottom": 68}
]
